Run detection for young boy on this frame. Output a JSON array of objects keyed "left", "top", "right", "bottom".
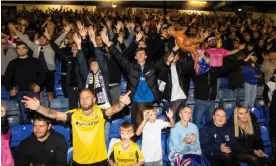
[
  {"left": 109, "top": 122, "right": 145, "bottom": 166},
  {"left": 136, "top": 105, "right": 175, "bottom": 166}
]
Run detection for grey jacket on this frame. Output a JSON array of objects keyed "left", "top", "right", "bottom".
[
  {"left": 1, "top": 47, "right": 18, "bottom": 75},
  {"left": 15, "top": 31, "right": 67, "bottom": 71}
]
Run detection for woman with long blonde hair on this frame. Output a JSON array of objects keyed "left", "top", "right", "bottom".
[{"left": 231, "top": 106, "right": 267, "bottom": 166}]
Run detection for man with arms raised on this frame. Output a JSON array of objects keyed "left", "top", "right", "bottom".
[{"left": 22, "top": 89, "right": 131, "bottom": 166}]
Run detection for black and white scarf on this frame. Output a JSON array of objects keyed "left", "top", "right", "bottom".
[{"left": 86, "top": 71, "right": 111, "bottom": 109}]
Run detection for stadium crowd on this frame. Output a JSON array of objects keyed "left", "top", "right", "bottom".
[{"left": 1, "top": 5, "right": 276, "bottom": 166}]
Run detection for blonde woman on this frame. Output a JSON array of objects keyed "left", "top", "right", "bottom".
[{"left": 231, "top": 106, "right": 267, "bottom": 166}]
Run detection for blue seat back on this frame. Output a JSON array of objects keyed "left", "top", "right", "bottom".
[
  {"left": 52, "top": 125, "right": 71, "bottom": 143},
  {"left": 67, "top": 147, "right": 73, "bottom": 164},
  {"left": 2, "top": 100, "right": 21, "bottom": 127},
  {"left": 109, "top": 118, "right": 125, "bottom": 138},
  {"left": 10, "top": 124, "right": 33, "bottom": 147},
  {"left": 225, "top": 108, "right": 234, "bottom": 119},
  {"left": 219, "top": 89, "right": 235, "bottom": 99},
  {"left": 1, "top": 86, "right": 10, "bottom": 100},
  {"left": 260, "top": 126, "right": 270, "bottom": 142},
  {"left": 50, "top": 98, "right": 68, "bottom": 112},
  {"left": 249, "top": 107, "right": 263, "bottom": 122}
]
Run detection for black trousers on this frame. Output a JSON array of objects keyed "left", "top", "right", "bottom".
[
  {"left": 234, "top": 153, "right": 264, "bottom": 166},
  {"left": 72, "top": 159, "right": 108, "bottom": 166},
  {"left": 205, "top": 153, "right": 240, "bottom": 166},
  {"left": 61, "top": 75, "right": 68, "bottom": 97},
  {"left": 68, "top": 87, "right": 79, "bottom": 110}
]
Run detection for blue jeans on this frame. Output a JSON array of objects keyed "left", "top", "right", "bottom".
[
  {"left": 14, "top": 91, "right": 39, "bottom": 124},
  {"left": 193, "top": 100, "right": 215, "bottom": 128},
  {"left": 163, "top": 99, "right": 186, "bottom": 123},
  {"left": 244, "top": 82, "right": 257, "bottom": 108}
]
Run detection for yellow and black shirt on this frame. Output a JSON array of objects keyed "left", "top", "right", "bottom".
[
  {"left": 66, "top": 106, "right": 107, "bottom": 164},
  {"left": 110, "top": 140, "right": 144, "bottom": 166}
]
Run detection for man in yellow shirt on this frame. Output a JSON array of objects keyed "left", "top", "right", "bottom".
[
  {"left": 22, "top": 89, "right": 131, "bottom": 166},
  {"left": 109, "top": 122, "right": 144, "bottom": 166}
]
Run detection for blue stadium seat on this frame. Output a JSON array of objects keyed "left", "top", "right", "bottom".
[
  {"left": 225, "top": 108, "right": 234, "bottom": 119},
  {"left": 248, "top": 107, "right": 266, "bottom": 124},
  {"left": 189, "top": 80, "right": 194, "bottom": 90},
  {"left": 54, "top": 84, "right": 64, "bottom": 97},
  {"left": 259, "top": 126, "right": 272, "bottom": 161},
  {"left": 54, "top": 72, "right": 61, "bottom": 84},
  {"left": 259, "top": 106, "right": 270, "bottom": 127},
  {"left": 220, "top": 77, "right": 229, "bottom": 88},
  {"left": 120, "top": 81, "right": 127, "bottom": 94},
  {"left": 55, "top": 60, "right": 62, "bottom": 74},
  {"left": 218, "top": 89, "right": 237, "bottom": 109},
  {"left": 1, "top": 86, "right": 10, "bottom": 100},
  {"left": 200, "top": 115, "right": 207, "bottom": 128},
  {"left": 136, "top": 137, "right": 142, "bottom": 148},
  {"left": 2, "top": 100, "right": 21, "bottom": 127},
  {"left": 67, "top": 147, "right": 73, "bottom": 164},
  {"left": 154, "top": 105, "right": 163, "bottom": 116},
  {"left": 10, "top": 124, "right": 33, "bottom": 147},
  {"left": 235, "top": 88, "right": 245, "bottom": 105},
  {"left": 50, "top": 98, "right": 69, "bottom": 112},
  {"left": 52, "top": 125, "right": 71, "bottom": 144},
  {"left": 109, "top": 118, "right": 125, "bottom": 139}
]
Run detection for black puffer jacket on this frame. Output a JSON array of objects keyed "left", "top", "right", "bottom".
[{"left": 109, "top": 45, "right": 166, "bottom": 103}]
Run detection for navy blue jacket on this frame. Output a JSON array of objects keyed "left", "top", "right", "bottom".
[{"left": 199, "top": 120, "right": 234, "bottom": 157}]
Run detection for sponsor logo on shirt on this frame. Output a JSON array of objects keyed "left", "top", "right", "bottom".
[
  {"left": 75, "top": 120, "right": 99, "bottom": 126},
  {"left": 225, "top": 135, "right": 230, "bottom": 141},
  {"left": 117, "top": 158, "right": 135, "bottom": 163}
]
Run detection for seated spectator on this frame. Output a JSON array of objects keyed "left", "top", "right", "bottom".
[
  {"left": 102, "top": 31, "right": 172, "bottom": 128},
  {"left": 169, "top": 106, "right": 210, "bottom": 165},
  {"left": 200, "top": 108, "right": 239, "bottom": 166},
  {"left": 22, "top": 89, "right": 131, "bottom": 165},
  {"left": 109, "top": 122, "right": 144, "bottom": 166},
  {"left": 136, "top": 105, "right": 175, "bottom": 166},
  {"left": 4, "top": 42, "right": 46, "bottom": 124},
  {"left": 231, "top": 106, "right": 267, "bottom": 166},
  {"left": 1, "top": 36, "right": 17, "bottom": 85},
  {"left": 1, "top": 102, "right": 15, "bottom": 166},
  {"left": 263, "top": 69, "right": 276, "bottom": 107},
  {"left": 16, "top": 113, "right": 68, "bottom": 166},
  {"left": 242, "top": 54, "right": 263, "bottom": 108}
]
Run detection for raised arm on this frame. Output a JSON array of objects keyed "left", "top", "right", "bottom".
[
  {"left": 54, "top": 24, "right": 72, "bottom": 46},
  {"left": 9, "top": 24, "right": 37, "bottom": 51},
  {"left": 105, "top": 91, "right": 131, "bottom": 117},
  {"left": 21, "top": 96, "right": 67, "bottom": 121},
  {"left": 101, "top": 31, "right": 131, "bottom": 73},
  {"left": 73, "top": 33, "right": 90, "bottom": 82}
]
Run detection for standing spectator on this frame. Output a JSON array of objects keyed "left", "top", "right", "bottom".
[
  {"left": 193, "top": 53, "right": 252, "bottom": 127},
  {"left": 45, "top": 29, "right": 83, "bottom": 109},
  {"left": 16, "top": 114, "right": 68, "bottom": 166},
  {"left": 75, "top": 31, "right": 112, "bottom": 109},
  {"left": 169, "top": 106, "right": 210, "bottom": 165},
  {"left": 242, "top": 54, "right": 263, "bottom": 108},
  {"left": 4, "top": 42, "right": 45, "bottom": 124},
  {"left": 200, "top": 108, "right": 239, "bottom": 166},
  {"left": 231, "top": 106, "right": 267, "bottom": 166},
  {"left": 22, "top": 89, "right": 131, "bottom": 165},
  {"left": 8, "top": 23, "right": 70, "bottom": 102},
  {"left": 1, "top": 36, "right": 17, "bottom": 85},
  {"left": 158, "top": 51, "right": 194, "bottom": 121},
  {"left": 109, "top": 122, "right": 145, "bottom": 166},
  {"left": 102, "top": 31, "right": 172, "bottom": 128},
  {"left": 136, "top": 105, "right": 175, "bottom": 166}
]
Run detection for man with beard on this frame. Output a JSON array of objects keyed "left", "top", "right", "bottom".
[
  {"left": 16, "top": 114, "right": 68, "bottom": 166},
  {"left": 22, "top": 89, "right": 131, "bottom": 166}
]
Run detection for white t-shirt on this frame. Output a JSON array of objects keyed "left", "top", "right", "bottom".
[
  {"left": 141, "top": 119, "right": 169, "bottom": 162},
  {"left": 170, "top": 65, "right": 187, "bottom": 101}
]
